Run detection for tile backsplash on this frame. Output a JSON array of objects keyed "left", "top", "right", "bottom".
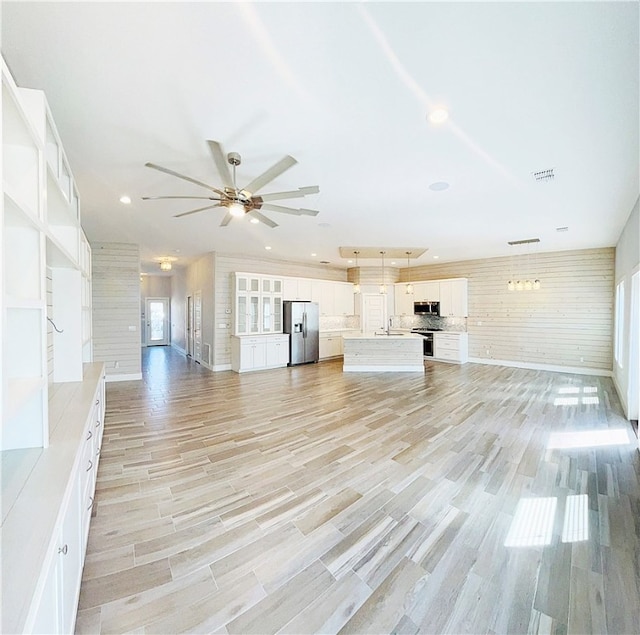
[{"left": 393, "top": 315, "right": 467, "bottom": 332}]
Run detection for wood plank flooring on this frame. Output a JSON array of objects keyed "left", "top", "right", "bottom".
[{"left": 76, "top": 347, "right": 640, "bottom": 634}]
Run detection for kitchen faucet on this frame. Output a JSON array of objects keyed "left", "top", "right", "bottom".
[{"left": 386, "top": 317, "right": 393, "bottom": 335}]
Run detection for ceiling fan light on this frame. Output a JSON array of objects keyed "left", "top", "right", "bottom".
[{"left": 229, "top": 202, "right": 245, "bottom": 217}]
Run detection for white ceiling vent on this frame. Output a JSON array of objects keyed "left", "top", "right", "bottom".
[{"left": 532, "top": 168, "right": 555, "bottom": 182}]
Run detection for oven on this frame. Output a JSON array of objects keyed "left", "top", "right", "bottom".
[{"left": 412, "top": 330, "right": 434, "bottom": 357}]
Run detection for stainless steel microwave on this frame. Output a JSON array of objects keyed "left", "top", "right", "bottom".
[{"left": 414, "top": 301, "right": 440, "bottom": 316}]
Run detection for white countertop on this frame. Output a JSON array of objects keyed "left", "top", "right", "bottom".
[{"left": 342, "top": 332, "right": 423, "bottom": 340}]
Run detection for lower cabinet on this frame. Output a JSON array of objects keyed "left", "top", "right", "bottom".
[
  {"left": 319, "top": 334, "right": 343, "bottom": 359},
  {"left": 231, "top": 334, "right": 290, "bottom": 372},
  {"left": 434, "top": 332, "right": 469, "bottom": 363},
  {"left": 3, "top": 363, "right": 106, "bottom": 635}
]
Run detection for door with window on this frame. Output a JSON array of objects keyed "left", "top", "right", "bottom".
[{"left": 145, "top": 298, "right": 169, "bottom": 346}]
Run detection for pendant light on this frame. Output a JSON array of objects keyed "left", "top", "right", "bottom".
[
  {"left": 353, "top": 250, "right": 361, "bottom": 294},
  {"left": 405, "top": 251, "right": 413, "bottom": 294},
  {"left": 379, "top": 251, "right": 387, "bottom": 294}
]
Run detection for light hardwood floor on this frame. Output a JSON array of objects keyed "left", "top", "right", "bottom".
[{"left": 76, "top": 347, "right": 640, "bottom": 634}]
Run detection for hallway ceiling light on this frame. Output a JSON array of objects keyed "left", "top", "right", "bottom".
[{"left": 158, "top": 256, "right": 177, "bottom": 272}]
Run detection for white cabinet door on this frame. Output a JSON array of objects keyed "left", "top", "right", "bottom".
[
  {"left": 394, "top": 284, "right": 414, "bottom": 316},
  {"left": 266, "top": 336, "right": 289, "bottom": 366},
  {"left": 439, "top": 279, "right": 468, "bottom": 317},
  {"left": 413, "top": 282, "right": 440, "bottom": 302},
  {"left": 335, "top": 283, "right": 354, "bottom": 316}
]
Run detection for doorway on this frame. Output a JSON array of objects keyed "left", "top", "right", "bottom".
[
  {"left": 362, "top": 293, "right": 387, "bottom": 333},
  {"left": 629, "top": 270, "right": 639, "bottom": 432},
  {"left": 145, "top": 298, "right": 170, "bottom": 346}
]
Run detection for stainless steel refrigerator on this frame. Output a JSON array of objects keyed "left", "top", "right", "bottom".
[{"left": 283, "top": 301, "right": 319, "bottom": 365}]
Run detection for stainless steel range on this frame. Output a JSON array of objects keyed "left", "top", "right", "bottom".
[{"left": 410, "top": 328, "right": 442, "bottom": 357}]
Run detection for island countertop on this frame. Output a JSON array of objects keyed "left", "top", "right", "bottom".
[{"left": 342, "top": 332, "right": 424, "bottom": 372}]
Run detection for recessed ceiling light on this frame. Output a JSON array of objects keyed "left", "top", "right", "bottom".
[
  {"left": 311, "top": 253, "right": 317, "bottom": 257},
  {"left": 265, "top": 246, "right": 272, "bottom": 250},
  {"left": 250, "top": 217, "right": 259, "bottom": 224},
  {"left": 347, "top": 259, "right": 353, "bottom": 264},
  {"left": 391, "top": 261, "right": 397, "bottom": 266},
  {"left": 119, "top": 195, "right": 132, "bottom": 205},
  {"left": 433, "top": 255, "right": 439, "bottom": 259},
  {"left": 429, "top": 181, "right": 450, "bottom": 192},
  {"left": 427, "top": 108, "right": 449, "bottom": 124}
]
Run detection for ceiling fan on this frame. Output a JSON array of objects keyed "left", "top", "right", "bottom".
[{"left": 143, "top": 140, "right": 320, "bottom": 228}]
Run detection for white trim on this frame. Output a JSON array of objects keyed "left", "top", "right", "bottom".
[
  {"left": 468, "top": 357, "right": 613, "bottom": 377},
  {"left": 106, "top": 372, "right": 143, "bottom": 382},
  {"left": 212, "top": 363, "right": 232, "bottom": 372},
  {"left": 613, "top": 373, "right": 629, "bottom": 417}
]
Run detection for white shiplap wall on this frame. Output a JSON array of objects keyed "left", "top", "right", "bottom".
[
  {"left": 91, "top": 243, "right": 142, "bottom": 380},
  {"left": 398, "top": 247, "right": 614, "bottom": 372}
]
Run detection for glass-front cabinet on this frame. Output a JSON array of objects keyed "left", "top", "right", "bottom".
[{"left": 233, "top": 273, "right": 283, "bottom": 336}]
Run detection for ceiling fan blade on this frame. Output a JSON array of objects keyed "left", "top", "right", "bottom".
[
  {"left": 260, "top": 203, "right": 320, "bottom": 217},
  {"left": 207, "top": 140, "right": 234, "bottom": 189},
  {"left": 145, "top": 162, "right": 225, "bottom": 196},
  {"left": 220, "top": 212, "right": 234, "bottom": 227},
  {"left": 257, "top": 185, "right": 320, "bottom": 202},
  {"left": 243, "top": 155, "right": 297, "bottom": 195},
  {"left": 173, "top": 203, "right": 222, "bottom": 218},
  {"left": 248, "top": 210, "right": 278, "bottom": 228},
  {"left": 143, "top": 195, "right": 222, "bottom": 201}
]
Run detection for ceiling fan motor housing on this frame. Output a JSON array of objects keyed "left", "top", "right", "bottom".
[{"left": 227, "top": 152, "right": 241, "bottom": 166}]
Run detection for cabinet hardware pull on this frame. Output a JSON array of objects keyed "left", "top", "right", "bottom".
[
  {"left": 58, "top": 544, "right": 68, "bottom": 555},
  {"left": 95, "top": 399, "right": 100, "bottom": 406},
  {"left": 86, "top": 430, "right": 93, "bottom": 441},
  {"left": 86, "top": 460, "right": 93, "bottom": 472},
  {"left": 96, "top": 420, "right": 101, "bottom": 427},
  {"left": 47, "top": 317, "right": 64, "bottom": 333},
  {"left": 88, "top": 496, "right": 94, "bottom": 511}
]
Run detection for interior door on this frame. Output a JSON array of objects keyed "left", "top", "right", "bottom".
[
  {"left": 145, "top": 298, "right": 169, "bottom": 346},
  {"left": 363, "top": 293, "right": 386, "bottom": 333}
]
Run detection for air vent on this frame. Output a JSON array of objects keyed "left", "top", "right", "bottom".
[
  {"left": 556, "top": 226, "right": 569, "bottom": 232},
  {"left": 532, "top": 168, "right": 554, "bottom": 182},
  {"left": 320, "top": 260, "right": 330, "bottom": 264}
]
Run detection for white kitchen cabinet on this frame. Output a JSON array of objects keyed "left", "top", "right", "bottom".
[
  {"left": 434, "top": 332, "right": 469, "bottom": 363},
  {"left": 319, "top": 333, "right": 343, "bottom": 359},
  {"left": 439, "top": 279, "right": 468, "bottom": 317},
  {"left": 233, "top": 273, "right": 283, "bottom": 335},
  {"left": 413, "top": 281, "right": 440, "bottom": 302},
  {"left": 231, "top": 334, "right": 290, "bottom": 372},
  {"left": 334, "top": 282, "right": 355, "bottom": 316},
  {"left": 394, "top": 284, "right": 414, "bottom": 316},
  {"left": 283, "top": 277, "right": 312, "bottom": 301}
]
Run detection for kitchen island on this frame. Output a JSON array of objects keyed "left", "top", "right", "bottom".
[{"left": 342, "top": 332, "right": 424, "bottom": 372}]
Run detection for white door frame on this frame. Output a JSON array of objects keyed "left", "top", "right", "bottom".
[
  {"left": 186, "top": 294, "right": 194, "bottom": 357},
  {"left": 145, "top": 297, "right": 170, "bottom": 346},
  {"left": 194, "top": 290, "right": 202, "bottom": 363}
]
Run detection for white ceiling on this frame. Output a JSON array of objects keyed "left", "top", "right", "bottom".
[{"left": 2, "top": 2, "right": 638, "bottom": 272}]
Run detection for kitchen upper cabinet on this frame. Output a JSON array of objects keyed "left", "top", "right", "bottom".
[
  {"left": 394, "top": 284, "right": 414, "bottom": 316},
  {"left": 413, "top": 282, "right": 440, "bottom": 302},
  {"left": 233, "top": 273, "right": 283, "bottom": 335},
  {"left": 334, "top": 282, "right": 354, "bottom": 316},
  {"left": 283, "top": 277, "right": 312, "bottom": 301},
  {"left": 439, "top": 279, "right": 468, "bottom": 317}
]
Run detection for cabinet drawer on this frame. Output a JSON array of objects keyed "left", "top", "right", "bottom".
[{"left": 435, "top": 349, "right": 460, "bottom": 361}]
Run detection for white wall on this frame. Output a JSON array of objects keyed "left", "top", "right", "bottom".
[
  {"left": 399, "top": 247, "right": 615, "bottom": 373},
  {"left": 91, "top": 242, "right": 142, "bottom": 381},
  {"left": 614, "top": 198, "right": 640, "bottom": 419}
]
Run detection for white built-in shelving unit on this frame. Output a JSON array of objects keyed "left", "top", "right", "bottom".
[{"left": 1, "top": 57, "right": 102, "bottom": 635}]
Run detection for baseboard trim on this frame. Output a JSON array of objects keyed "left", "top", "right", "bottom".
[
  {"left": 467, "top": 357, "right": 613, "bottom": 377},
  {"left": 106, "top": 372, "right": 143, "bottom": 383},
  {"left": 212, "top": 364, "right": 232, "bottom": 372},
  {"left": 343, "top": 365, "right": 425, "bottom": 372},
  {"left": 171, "top": 344, "right": 187, "bottom": 356}
]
